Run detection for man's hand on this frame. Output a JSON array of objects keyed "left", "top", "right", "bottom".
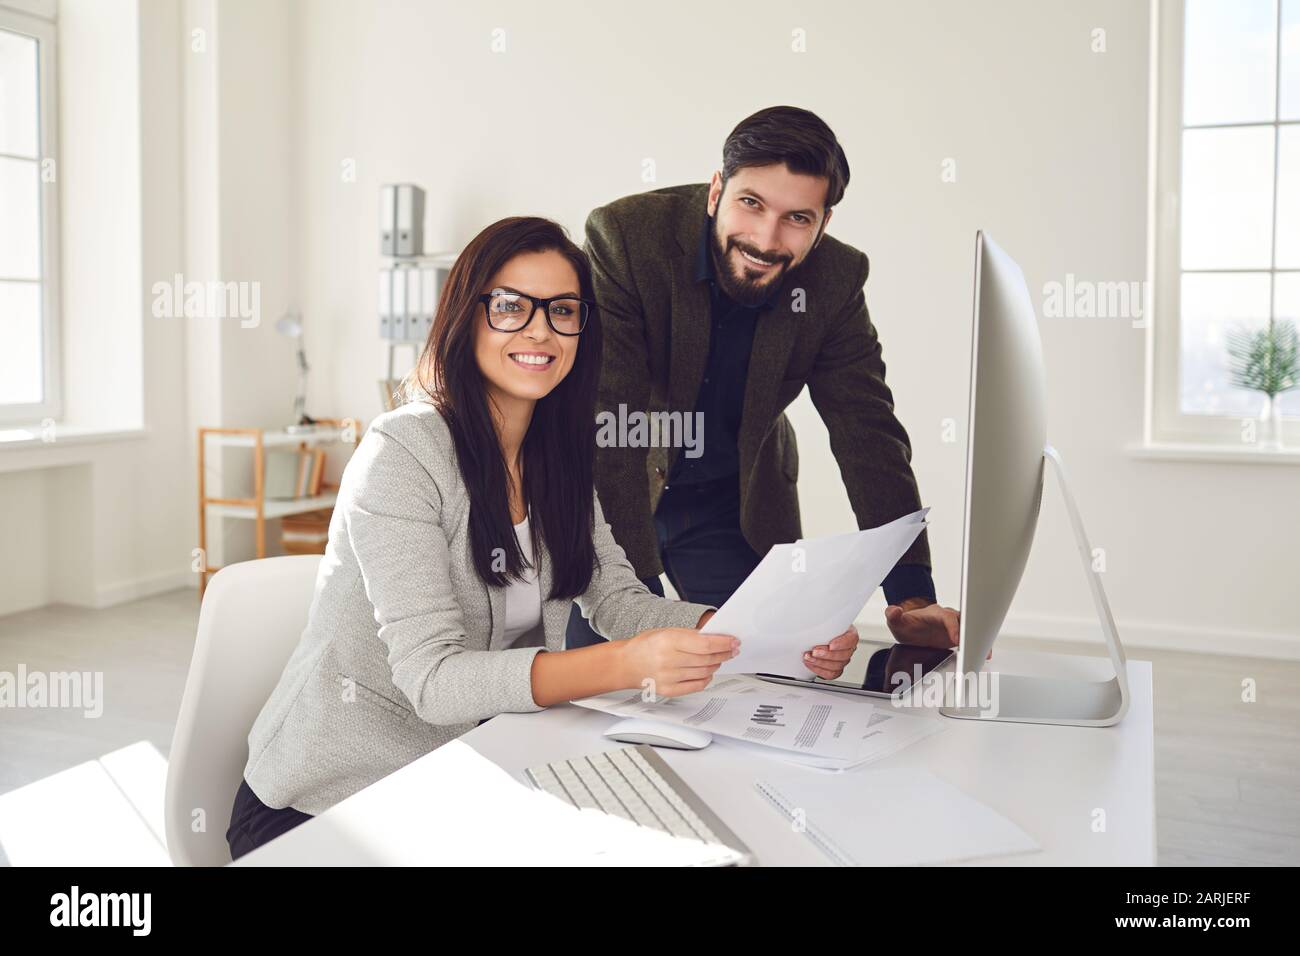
[
  {"left": 885, "top": 597, "right": 960, "bottom": 649},
  {"left": 802, "top": 625, "right": 861, "bottom": 680}
]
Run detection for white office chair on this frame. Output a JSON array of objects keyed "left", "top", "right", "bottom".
[{"left": 164, "top": 555, "right": 322, "bottom": 866}]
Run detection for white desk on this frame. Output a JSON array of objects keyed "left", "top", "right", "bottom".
[{"left": 236, "top": 649, "right": 1154, "bottom": 866}]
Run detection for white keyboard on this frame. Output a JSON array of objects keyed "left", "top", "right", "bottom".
[{"left": 526, "top": 744, "right": 752, "bottom": 866}]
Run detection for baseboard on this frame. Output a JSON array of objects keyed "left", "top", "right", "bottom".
[
  {"left": 997, "top": 611, "right": 1300, "bottom": 661},
  {"left": 854, "top": 595, "right": 1299, "bottom": 661},
  {"left": 92, "top": 569, "right": 196, "bottom": 609}
]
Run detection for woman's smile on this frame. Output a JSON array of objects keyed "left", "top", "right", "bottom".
[{"left": 507, "top": 350, "right": 557, "bottom": 371}]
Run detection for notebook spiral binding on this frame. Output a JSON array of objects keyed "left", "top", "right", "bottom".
[{"left": 754, "top": 780, "right": 857, "bottom": 867}]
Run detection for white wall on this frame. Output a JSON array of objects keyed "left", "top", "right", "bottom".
[
  {"left": 181, "top": 0, "right": 301, "bottom": 567},
  {"left": 0, "top": 0, "right": 1293, "bottom": 656},
  {"left": 289, "top": 0, "right": 1297, "bottom": 656},
  {"left": 0, "top": 0, "right": 194, "bottom": 616},
  {"left": 0, "top": 470, "right": 51, "bottom": 609},
  {"left": 1, "top": 0, "right": 309, "bottom": 616},
  {"left": 59, "top": 0, "right": 143, "bottom": 430},
  {"left": 0, "top": 0, "right": 300, "bottom": 614}
]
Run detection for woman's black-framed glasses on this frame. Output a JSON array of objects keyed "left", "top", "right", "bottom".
[{"left": 478, "top": 289, "right": 591, "bottom": 336}]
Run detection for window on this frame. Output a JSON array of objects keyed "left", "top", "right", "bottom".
[
  {"left": 1150, "top": 0, "right": 1300, "bottom": 445},
  {"left": 0, "top": 1, "right": 58, "bottom": 425}
]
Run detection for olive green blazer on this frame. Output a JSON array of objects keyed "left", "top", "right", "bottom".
[{"left": 584, "top": 182, "right": 930, "bottom": 579}]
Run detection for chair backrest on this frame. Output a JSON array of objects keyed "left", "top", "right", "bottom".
[{"left": 165, "top": 555, "right": 323, "bottom": 866}]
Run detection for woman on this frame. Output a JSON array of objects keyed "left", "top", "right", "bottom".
[{"left": 226, "top": 216, "right": 857, "bottom": 859}]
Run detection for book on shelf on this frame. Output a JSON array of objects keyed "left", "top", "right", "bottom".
[{"left": 266, "top": 448, "right": 327, "bottom": 500}]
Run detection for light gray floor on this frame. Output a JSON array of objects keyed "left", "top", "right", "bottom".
[
  {"left": 1, "top": 589, "right": 1297, "bottom": 866},
  {"left": 0, "top": 589, "right": 195, "bottom": 796}
]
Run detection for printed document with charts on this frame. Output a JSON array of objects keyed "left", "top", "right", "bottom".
[{"left": 572, "top": 674, "right": 942, "bottom": 771}]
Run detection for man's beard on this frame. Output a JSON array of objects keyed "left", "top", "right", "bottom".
[{"left": 709, "top": 222, "right": 796, "bottom": 307}]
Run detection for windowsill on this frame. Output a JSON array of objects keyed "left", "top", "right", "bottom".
[
  {"left": 1127, "top": 441, "right": 1300, "bottom": 465},
  {"left": 0, "top": 424, "right": 149, "bottom": 451}
]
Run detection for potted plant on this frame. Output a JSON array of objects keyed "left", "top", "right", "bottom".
[{"left": 1226, "top": 319, "right": 1299, "bottom": 449}]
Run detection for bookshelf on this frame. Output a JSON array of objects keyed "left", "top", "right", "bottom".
[{"left": 197, "top": 419, "right": 360, "bottom": 597}]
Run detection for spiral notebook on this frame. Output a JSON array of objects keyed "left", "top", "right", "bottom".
[{"left": 755, "top": 768, "right": 1040, "bottom": 866}]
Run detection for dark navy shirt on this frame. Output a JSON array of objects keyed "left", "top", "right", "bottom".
[
  {"left": 666, "top": 215, "right": 936, "bottom": 606},
  {"left": 667, "top": 216, "right": 771, "bottom": 486}
]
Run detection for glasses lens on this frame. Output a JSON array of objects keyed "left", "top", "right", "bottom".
[
  {"left": 548, "top": 298, "right": 587, "bottom": 334},
  {"left": 486, "top": 292, "right": 533, "bottom": 331}
]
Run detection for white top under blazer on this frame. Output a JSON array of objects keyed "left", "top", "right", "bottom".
[{"left": 495, "top": 515, "right": 543, "bottom": 650}]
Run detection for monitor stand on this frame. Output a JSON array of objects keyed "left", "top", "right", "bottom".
[{"left": 939, "top": 445, "right": 1131, "bottom": 727}]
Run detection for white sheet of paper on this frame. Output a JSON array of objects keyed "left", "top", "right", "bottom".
[
  {"left": 704, "top": 509, "right": 929, "bottom": 676},
  {"left": 755, "top": 767, "right": 1041, "bottom": 866}
]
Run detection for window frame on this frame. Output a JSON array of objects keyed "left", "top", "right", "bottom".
[
  {"left": 0, "top": 1, "right": 60, "bottom": 426},
  {"left": 1148, "top": 0, "right": 1300, "bottom": 447}
]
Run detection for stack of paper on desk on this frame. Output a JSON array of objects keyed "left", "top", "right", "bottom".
[
  {"left": 573, "top": 675, "right": 943, "bottom": 771},
  {"left": 703, "top": 509, "right": 930, "bottom": 678}
]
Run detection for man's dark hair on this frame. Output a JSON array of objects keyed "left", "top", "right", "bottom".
[{"left": 721, "top": 106, "right": 850, "bottom": 210}]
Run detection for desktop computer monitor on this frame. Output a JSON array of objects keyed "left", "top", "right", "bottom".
[
  {"left": 953, "top": 232, "right": 1047, "bottom": 683},
  {"left": 941, "top": 232, "right": 1129, "bottom": 727}
]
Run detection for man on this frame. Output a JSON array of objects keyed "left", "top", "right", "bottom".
[{"left": 568, "top": 106, "right": 959, "bottom": 665}]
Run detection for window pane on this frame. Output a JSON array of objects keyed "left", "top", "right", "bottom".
[
  {"left": 0, "top": 155, "right": 40, "bottom": 279},
  {"left": 1278, "top": 126, "right": 1300, "bottom": 267},
  {"left": 0, "top": 27, "right": 39, "bottom": 158},
  {"left": 1184, "top": 0, "right": 1278, "bottom": 126},
  {"left": 1276, "top": 273, "right": 1300, "bottom": 415},
  {"left": 1180, "top": 126, "right": 1276, "bottom": 269},
  {"left": 0, "top": 279, "right": 42, "bottom": 405},
  {"left": 1179, "top": 272, "right": 1272, "bottom": 415},
  {"left": 1282, "top": 0, "right": 1300, "bottom": 120}
]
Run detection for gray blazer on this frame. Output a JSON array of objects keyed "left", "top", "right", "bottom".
[{"left": 244, "top": 401, "right": 713, "bottom": 815}]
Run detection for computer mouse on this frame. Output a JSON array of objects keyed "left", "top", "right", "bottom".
[{"left": 602, "top": 718, "right": 713, "bottom": 751}]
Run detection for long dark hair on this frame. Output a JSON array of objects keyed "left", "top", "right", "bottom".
[{"left": 408, "top": 217, "right": 602, "bottom": 600}]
